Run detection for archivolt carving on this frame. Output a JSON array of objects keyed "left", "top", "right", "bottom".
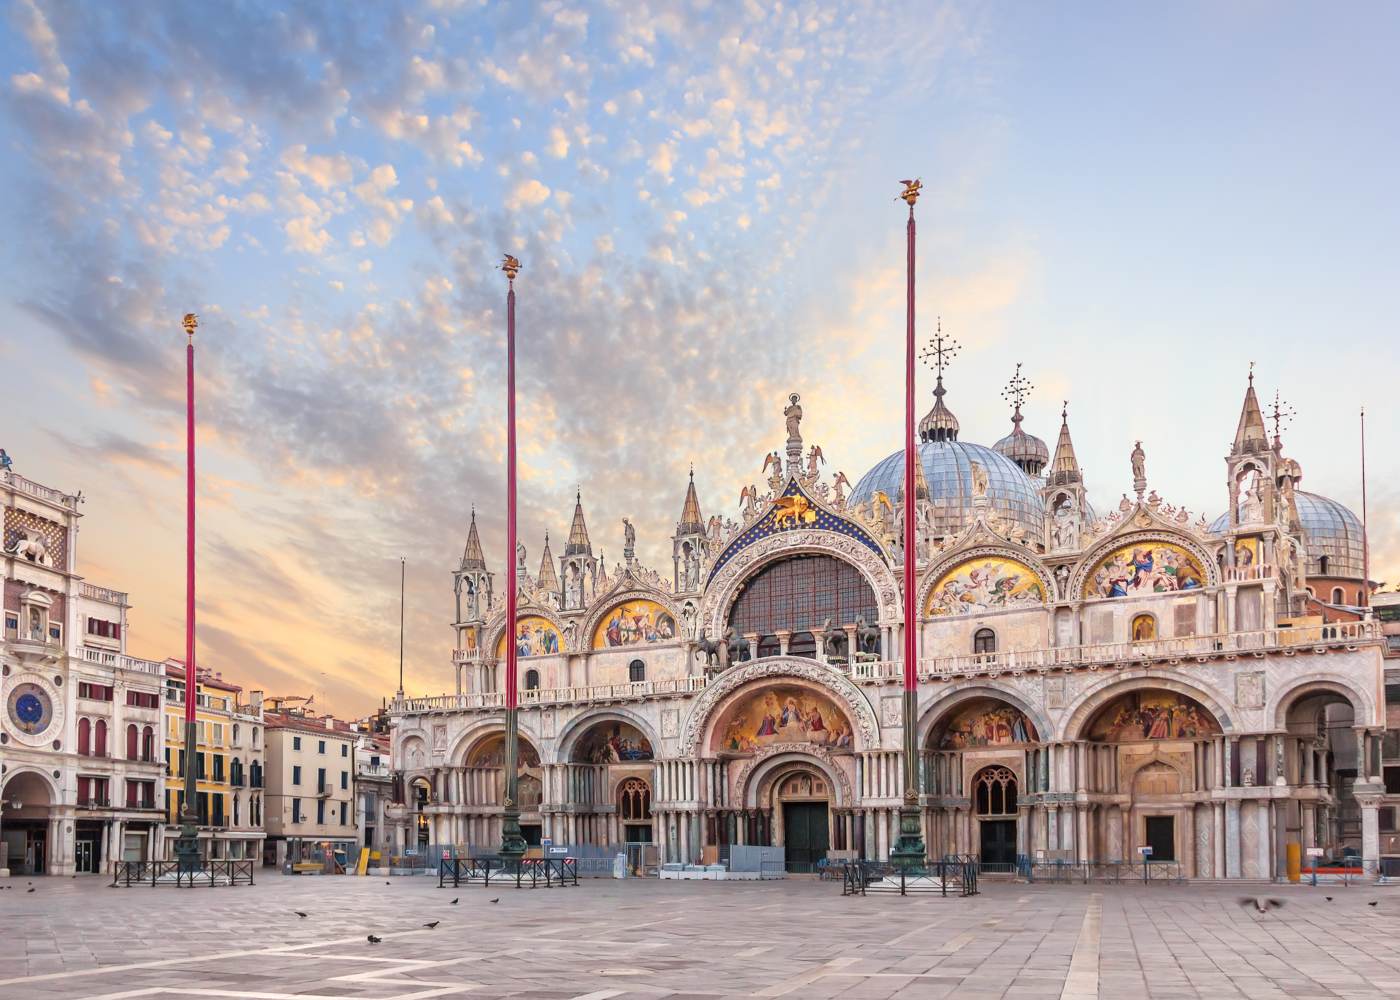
[
  {"left": 736, "top": 744, "right": 854, "bottom": 809},
  {"left": 918, "top": 544, "right": 1056, "bottom": 610},
  {"left": 697, "top": 530, "right": 900, "bottom": 639},
  {"left": 679, "top": 657, "right": 880, "bottom": 756},
  {"left": 1068, "top": 529, "right": 1218, "bottom": 600}
]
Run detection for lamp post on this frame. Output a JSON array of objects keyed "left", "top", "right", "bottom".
[
  {"left": 497, "top": 256, "right": 527, "bottom": 866},
  {"left": 890, "top": 181, "right": 928, "bottom": 869},
  {"left": 173, "top": 312, "right": 203, "bottom": 874}
]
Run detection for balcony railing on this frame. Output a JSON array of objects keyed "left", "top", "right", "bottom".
[
  {"left": 79, "top": 581, "right": 130, "bottom": 605},
  {"left": 452, "top": 648, "right": 481, "bottom": 664},
  {"left": 78, "top": 797, "right": 112, "bottom": 809},
  {"left": 81, "top": 647, "right": 164, "bottom": 675},
  {"left": 395, "top": 621, "right": 1379, "bottom": 715},
  {"left": 3, "top": 470, "right": 78, "bottom": 508}
]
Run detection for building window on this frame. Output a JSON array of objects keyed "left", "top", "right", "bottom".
[
  {"left": 727, "top": 554, "right": 880, "bottom": 658},
  {"left": 78, "top": 717, "right": 91, "bottom": 756},
  {"left": 143, "top": 726, "right": 155, "bottom": 761},
  {"left": 341, "top": 771, "right": 348, "bottom": 790},
  {"left": 629, "top": 659, "right": 646, "bottom": 683},
  {"left": 316, "top": 800, "right": 326, "bottom": 824},
  {"left": 1384, "top": 767, "right": 1400, "bottom": 795},
  {"left": 524, "top": 669, "right": 540, "bottom": 691},
  {"left": 342, "top": 743, "right": 348, "bottom": 757},
  {"left": 125, "top": 690, "right": 159, "bottom": 709},
  {"left": 318, "top": 740, "right": 326, "bottom": 754},
  {"left": 78, "top": 682, "right": 114, "bottom": 701},
  {"left": 292, "top": 799, "right": 302, "bottom": 823},
  {"left": 94, "top": 719, "right": 108, "bottom": 756},
  {"left": 292, "top": 765, "right": 302, "bottom": 786},
  {"left": 339, "top": 801, "right": 347, "bottom": 825},
  {"left": 317, "top": 768, "right": 326, "bottom": 793},
  {"left": 86, "top": 618, "right": 122, "bottom": 639},
  {"left": 1332, "top": 587, "right": 1345, "bottom": 605},
  {"left": 127, "top": 723, "right": 139, "bottom": 760},
  {"left": 293, "top": 736, "right": 301, "bottom": 751},
  {"left": 618, "top": 777, "right": 652, "bottom": 821},
  {"left": 1319, "top": 555, "right": 1329, "bottom": 575},
  {"left": 233, "top": 724, "right": 240, "bottom": 744},
  {"left": 973, "top": 628, "right": 997, "bottom": 655},
  {"left": 974, "top": 766, "right": 1018, "bottom": 816}
]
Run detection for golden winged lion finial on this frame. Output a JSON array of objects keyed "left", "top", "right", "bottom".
[
  {"left": 898, "top": 178, "right": 921, "bottom": 207},
  {"left": 500, "top": 254, "right": 521, "bottom": 282},
  {"left": 181, "top": 313, "right": 198, "bottom": 337}
]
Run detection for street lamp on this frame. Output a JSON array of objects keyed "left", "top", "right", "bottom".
[
  {"left": 497, "top": 255, "right": 527, "bottom": 866},
  {"left": 173, "top": 312, "right": 203, "bottom": 874}
]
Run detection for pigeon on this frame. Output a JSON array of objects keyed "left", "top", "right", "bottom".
[
  {"left": 27, "top": 887, "right": 36, "bottom": 893},
  {"left": 423, "top": 921, "right": 439, "bottom": 929},
  {"left": 1368, "top": 901, "right": 1380, "bottom": 907},
  {"left": 385, "top": 881, "right": 391, "bottom": 885},
  {"left": 367, "top": 934, "right": 382, "bottom": 944},
  {"left": 489, "top": 898, "right": 499, "bottom": 904},
  {"left": 1325, "top": 897, "right": 1334, "bottom": 902},
  {"left": 294, "top": 911, "right": 308, "bottom": 918},
  {"left": 450, "top": 898, "right": 459, "bottom": 905},
  {"left": 1238, "top": 897, "right": 1283, "bottom": 913}
]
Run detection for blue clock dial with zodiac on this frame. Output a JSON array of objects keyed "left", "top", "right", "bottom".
[{"left": 7, "top": 682, "right": 53, "bottom": 735}]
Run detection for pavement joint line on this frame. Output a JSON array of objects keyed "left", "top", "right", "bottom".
[
  {"left": 568, "top": 992, "right": 626, "bottom": 1000},
  {"left": 752, "top": 956, "right": 859, "bottom": 997},
  {"left": 1060, "top": 893, "right": 1102, "bottom": 1000},
  {"left": 883, "top": 919, "right": 944, "bottom": 946}
]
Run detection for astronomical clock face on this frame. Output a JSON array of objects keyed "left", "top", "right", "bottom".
[{"left": 4, "top": 676, "right": 61, "bottom": 745}]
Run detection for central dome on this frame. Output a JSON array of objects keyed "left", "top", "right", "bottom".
[{"left": 850, "top": 440, "right": 1045, "bottom": 539}]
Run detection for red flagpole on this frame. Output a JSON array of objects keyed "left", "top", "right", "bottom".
[
  {"left": 903, "top": 198, "right": 918, "bottom": 695},
  {"left": 505, "top": 279, "right": 518, "bottom": 711},
  {"left": 891, "top": 180, "right": 927, "bottom": 866}
]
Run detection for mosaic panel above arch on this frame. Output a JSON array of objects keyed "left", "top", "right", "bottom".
[
  {"left": 496, "top": 615, "right": 562, "bottom": 658},
  {"left": 713, "top": 683, "right": 856, "bottom": 754},
  {"left": 925, "top": 556, "right": 1046, "bottom": 617},
  {"left": 464, "top": 732, "right": 541, "bottom": 768},
  {"left": 592, "top": 599, "right": 677, "bottom": 649},
  {"left": 572, "top": 721, "right": 655, "bottom": 763},
  {"left": 1086, "top": 691, "right": 1220, "bottom": 742},
  {"left": 932, "top": 697, "right": 1039, "bottom": 750},
  {"left": 1082, "top": 540, "right": 1208, "bottom": 599}
]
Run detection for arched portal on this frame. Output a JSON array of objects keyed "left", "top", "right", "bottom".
[
  {"left": 1082, "top": 688, "right": 1222, "bottom": 871},
  {"left": 924, "top": 697, "right": 1040, "bottom": 866},
  {"left": 1279, "top": 685, "right": 1367, "bottom": 862},
  {"left": 458, "top": 732, "right": 544, "bottom": 849},
  {"left": 726, "top": 554, "right": 878, "bottom": 661},
  {"left": 1, "top": 771, "right": 56, "bottom": 875}
]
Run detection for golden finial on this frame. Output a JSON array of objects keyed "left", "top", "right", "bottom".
[
  {"left": 898, "top": 178, "right": 922, "bottom": 207},
  {"left": 500, "top": 254, "right": 521, "bottom": 283},
  {"left": 182, "top": 313, "right": 198, "bottom": 339}
]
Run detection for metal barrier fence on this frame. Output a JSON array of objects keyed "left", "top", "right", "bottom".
[
  {"left": 438, "top": 856, "right": 579, "bottom": 889},
  {"left": 110, "top": 860, "right": 256, "bottom": 887},
  {"left": 1025, "top": 859, "right": 1185, "bottom": 885},
  {"left": 841, "top": 857, "right": 979, "bottom": 897}
]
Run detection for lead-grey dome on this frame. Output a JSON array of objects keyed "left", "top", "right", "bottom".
[
  {"left": 1209, "top": 490, "right": 1366, "bottom": 580},
  {"left": 851, "top": 440, "right": 1045, "bottom": 539}
]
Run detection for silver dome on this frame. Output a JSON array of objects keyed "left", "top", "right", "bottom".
[
  {"left": 1209, "top": 490, "right": 1366, "bottom": 579},
  {"left": 851, "top": 440, "right": 1045, "bottom": 539}
]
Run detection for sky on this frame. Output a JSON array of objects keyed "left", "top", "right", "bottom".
[{"left": 2, "top": 1, "right": 1397, "bottom": 717}]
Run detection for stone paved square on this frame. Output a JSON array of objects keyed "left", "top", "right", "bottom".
[{"left": 3, "top": 876, "right": 1400, "bottom": 999}]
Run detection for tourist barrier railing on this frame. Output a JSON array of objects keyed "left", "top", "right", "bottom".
[
  {"left": 438, "top": 856, "right": 578, "bottom": 889},
  {"left": 110, "top": 860, "right": 255, "bottom": 887},
  {"left": 840, "top": 857, "right": 978, "bottom": 897},
  {"left": 1025, "top": 859, "right": 1185, "bottom": 885}
]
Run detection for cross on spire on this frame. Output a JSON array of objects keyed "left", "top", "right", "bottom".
[
  {"left": 1001, "top": 362, "right": 1034, "bottom": 416},
  {"left": 919, "top": 318, "right": 959, "bottom": 380},
  {"left": 1267, "top": 389, "right": 1295, "bottom": 444}
]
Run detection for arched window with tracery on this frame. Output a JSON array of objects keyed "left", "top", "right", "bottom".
[
  {"left": 974, "top": 766, "right": 1018, "bottom": 816},
  {"left": 618, "top": 777, "right": 652, "bottom": 821},
  {"left": 524, "top": 669, "right": 540, "bottom": 691},
  {"left": 727, "top": 555, "right": 878, "bottom": 658}
]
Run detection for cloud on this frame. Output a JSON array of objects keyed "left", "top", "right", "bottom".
[{"left": 506, "top": 178, "right": 551, "bottom": 210}]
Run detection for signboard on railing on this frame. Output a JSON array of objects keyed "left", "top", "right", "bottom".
[{"left": 1136, "top": 846, "right": 1153, "bottom": 856}]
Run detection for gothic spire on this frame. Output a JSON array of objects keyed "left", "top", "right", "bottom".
[
  {"left": 1048, "top": 403, "right": 1082, "bottom": 487},
  {"left": 537, "top": 531, "right": 560, "bottom": 591},
  {"left": 1231, "top": 365, "right": 1271, "bottom": 455},
  {"left": 565, "top": 489, "right": 592, "bottom": 556},
  {"left": 678, "top": 466, "right": 704, "bottom": 534},
  {"left": 460, "top": 508, "right": 486, "bottom": 570}
]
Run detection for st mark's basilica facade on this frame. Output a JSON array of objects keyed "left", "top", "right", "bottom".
[{"left": 388, "top": 369, "right": 1384, "bottom": 878}]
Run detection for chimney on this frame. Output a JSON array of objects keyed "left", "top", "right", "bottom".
[{"left": 325, "top": 715, "right": 335, "bottom": 731}]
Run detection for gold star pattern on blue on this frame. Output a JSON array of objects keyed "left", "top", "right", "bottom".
[{"left": 705, "top": 480, "right": 884, "bottom": 586}]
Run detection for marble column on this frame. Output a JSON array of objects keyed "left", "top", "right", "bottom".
[{"left": 1225, "top": 800, "right": 1242, "bottom": 878}]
